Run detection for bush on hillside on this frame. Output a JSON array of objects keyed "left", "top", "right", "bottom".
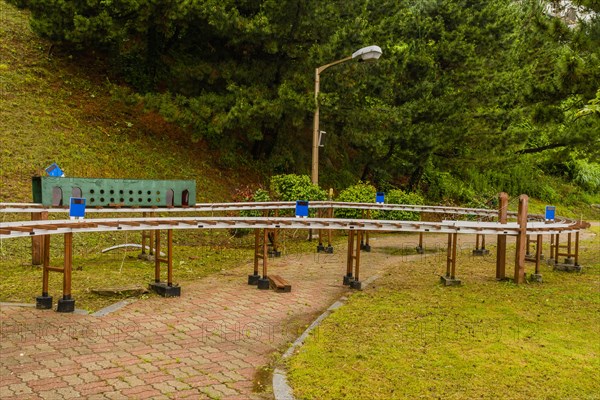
[{"left": 335, "top": 182, "right": 377, "bottom": 219}]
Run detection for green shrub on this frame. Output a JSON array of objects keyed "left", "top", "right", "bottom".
[
  {"left": 571, "top": 159, "right": 600, "bottom": 193},
  {"left": 335, "top": 182, "right": 377, "bottom": 219},
  {"left": 378, "top": 189, "right": 424, "bottom": 221},
  {"left": 269, "top": 174, "right": 327, "bottom": 201}
]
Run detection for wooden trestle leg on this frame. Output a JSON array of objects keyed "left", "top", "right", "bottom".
[
  {"left": 440, "top": 232, "right": 461, "bottom": 286},
  {"left": 36, "top": 235, "right": 53, "bottom": 309},
  {"left": 344, "top": 229, "right": 363, "bottom": 289},
  {"left": 149, "top": 229, "right": 180, "bottom": 297},
  {"left": 57, "top": 233, "right": 76, "bottom": 312}
]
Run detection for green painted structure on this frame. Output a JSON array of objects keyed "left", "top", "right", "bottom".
[{"left": 32, "top": 177, "right": 196, "bottom": 207}]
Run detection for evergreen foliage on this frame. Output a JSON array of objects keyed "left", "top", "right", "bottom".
[{"left": 9, "top": 0, "right": 599, "bottom": 202}]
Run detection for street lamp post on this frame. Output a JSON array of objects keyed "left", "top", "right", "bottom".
[{"left": 311, "top": 45, "right": 383, "bottom": 185}]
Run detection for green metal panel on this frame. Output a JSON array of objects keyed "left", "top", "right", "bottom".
[{"left": 32, "top": 177, "right": 196, "bottom": 207}]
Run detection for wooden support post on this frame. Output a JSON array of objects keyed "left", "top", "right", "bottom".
[
  {"left": 354, "top": 230, "right": 363, "bottom": 283},
  {"left": 57, "top": 233, "right": 75, "bottom": 312},
  {"left": 31, "top": 211, "right": 48, "bottom": 265},
  {"left": 526, "top": 235, "right": 531, "bottom": 256},
  {"left": 327, "top": 206, "right": 333, "bottom": 249},
  {"left": 441, "top": 233, "right": 461, "bottom": 285},
  {"left": 566, "top": 232, "right": 573, "bottom": 263},
  {"left": 344, "top": 229, "right": 363, "bottom": 289},
  {"left": 149, "top": 229, "right": 181, "bottom": 296},
  {"left": 36, "top": 235, "right": 53, "bottom": 309},
  {"left": 42, "top": 235, "right": 50, "bottom": 296},
  {"left": 450, "top": 233, "right": 457, "bottom": 279},
  {"left": 574, "top": 231, "right": 580, "bottom": 266},
  {"left": 344, "top": 230, "right": 355, "bottom": 285},
  {"left": 554, "top": 234, "right": 560, "bottom": 261},
  {"left": 154, "top": 229, "right": 161, "bottom": 283},
  {"left": 496, "top": 192, "right": 508, "bottom": 280},
  {"left": 445, "top": 233, "right": 452, "bottom": 278},
  {"left": 249, "top": 229, "right": 261, "bottom": 284},
  {"left": 167, "top": 229, "right": 173, "bottom": 286},
  {"left": 63, "top": 233, "right": 73, "bottom": 298},
  {"left": 257, "top": 229, "right": 270, "bottom": 289},
  {"left": 140, "top": 212, "right": 155, "bottom": 260},
  {"left": 514, "top": 194, "right": 528, "bottom": 284},
  {"left": 417, "top": 232, "right": 424, "bottom": 254},
  {"left": 262, "top": 228, "right": 269, "bottom": 278}
]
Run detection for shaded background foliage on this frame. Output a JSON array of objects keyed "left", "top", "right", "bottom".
[{"left": 8, "top": 0, "right": 600, "bottom": 203}]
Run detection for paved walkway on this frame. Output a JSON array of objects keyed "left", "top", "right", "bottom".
[{"left": 1, "top": 232, "right": 418, "bottom": 400}]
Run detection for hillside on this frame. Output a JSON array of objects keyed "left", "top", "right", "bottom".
[{"left": 0, "top": 2, "right": 259, "bottom": 203}]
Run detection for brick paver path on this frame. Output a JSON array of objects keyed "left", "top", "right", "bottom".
[{"left": 1, "top": 232, "right": 422, "bottom": 400}]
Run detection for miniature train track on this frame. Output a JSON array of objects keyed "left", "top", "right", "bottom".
[
  {"left": 0, "top": 201, "right": 585, "bottom": 239},
  {"left": 0, "top": 216, "right": 585, "bottom": 239},
  {"left": 0, "top": 198, "right": 589, "bottom": 312}
]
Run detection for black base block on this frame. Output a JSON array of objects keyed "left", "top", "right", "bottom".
[
  {"left": 343, "top": 274, "right": 354, "bottom": 286},
  {"left": 257, "top": 278, "right": 270, "bottom": 290},
  {"left": 350, "top": 280, "right": 362, "bottom": 290},
  {"left": 360, "top": 243, "right": 371, "bottom": 252},
  {"left": 415, "top": 246, "right": 424, "bottom": 254},
  {"left": 57, "top": 298, "right": 75, "bottom": 313},
  {"left": 36, "top": 295, "right": 53, "bottom": 310},
  {"left": 268, "top": 250, "right": 282, "bottom": 258},
  {"left": 248, "top": 274, "right": 261, "bottom": 285},
  {"left": 472, "top": 248, "right": 490, "bottom": 256},
  {"left": 324, "top": 246, "right": 334, "bottom": 254},
  {"left": 553, "top": 263, "right": 582, "bottom": 273},
  {"left": 316, "top": 244, "right": 326, "bottom": 253},
  {"left": 138, "top": 253, "right": 155, "bottom": 262},
  {"left": 529, "top": 274, "right": 543, "bottom": 282},
  {"left": 149, "top": 282, "right": 181, "bottom": 297},
  {"left": 440, "top": 275, "right": 461, "bottom": 286}
]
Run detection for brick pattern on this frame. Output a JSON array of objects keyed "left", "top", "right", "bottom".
[{"left": 1, "top": 235, "right": 403, "bottom": 400}]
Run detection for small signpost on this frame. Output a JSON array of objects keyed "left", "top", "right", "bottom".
[
  {"left": 376, "top": 192, "right": 385, "bottom": 204},
  {"left": 295, "top": 200, "right": 309, "bottom": 218},
  {"left": 545, "top": 205, "right": 556, "bottom": 222},
  {"left": 69, "top": 197, "right": 86, "bottom": 220},
  {"left": 45, "top": 163, "right": 64, "bottom": 177}
]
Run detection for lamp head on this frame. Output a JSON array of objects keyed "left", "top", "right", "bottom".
[{"left": 352, "top": 45, "right": 383, "bottom": 61}]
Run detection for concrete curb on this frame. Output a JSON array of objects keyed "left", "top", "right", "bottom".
[{"left": 272, "top": 273, "right": 381, "bottom": 400}]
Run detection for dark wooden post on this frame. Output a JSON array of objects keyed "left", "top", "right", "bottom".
[
  {"left": 167, "top": 229, "right": 173, "bottom": 286},
  {"left": 57, "top": 232, "right": 75, "bottom": 312},
  {"left": 31, "top": 211, "right": 48, "bottom": 265},
  {"left": 574, "top": 231, "right": 580, "bottom": 266},
  {"left": 496, "top": 192, "right": 508, "bottom": 280},
  {"left": 257, "top": 229, "right": 270, "bottom": 289},
  {"left": 445, "top": 233, "right": 452, "bottom": 278},
  {"left": 154, "top": 229, "right": 161, "bottom": 283},
  {"left": 514, "top": 194, "right": 528, "bottom": 284},
  {"left": 36, "top": 235, "right": 53, "bottom": 309},
  {"left": 344, "top": 230, "right": 355, "bottom": 285},
  {"left": 441, "top": 232, "right": 460, "bottom": 285},
  {"left": 249, "top": 229, "right": 261, "bottom": 284},
  {"left": 354, "top": 230, "right": 363, "bottom": 282}
]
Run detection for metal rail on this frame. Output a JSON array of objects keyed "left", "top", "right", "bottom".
[
  {"left": 0, "top": 215, "right": 586, "bottom": 239},
  {"left": 0, "top": 201, "right": 515, "bottom": 218}
]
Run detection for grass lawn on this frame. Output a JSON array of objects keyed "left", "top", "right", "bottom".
[{"left": 287, "top": 230, "right": 600, "bottom": 400}]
